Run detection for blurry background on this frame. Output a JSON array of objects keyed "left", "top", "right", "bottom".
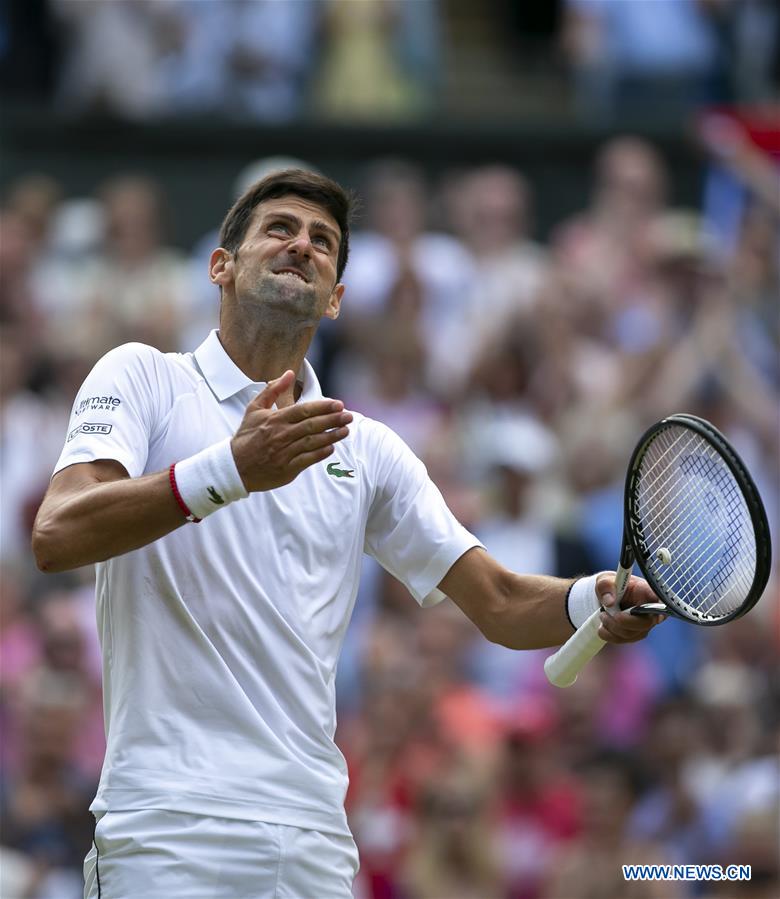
[{"left": 1, "top": 1, "right": 778, "bottom": 897}]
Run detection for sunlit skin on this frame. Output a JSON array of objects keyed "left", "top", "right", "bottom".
[{"left": 209, "top": 196, "right": 346, "bottom": 406}]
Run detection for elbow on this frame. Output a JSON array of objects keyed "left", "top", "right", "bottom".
[{"left": 31, "top": 514, "right": 69, "bottom": 573}]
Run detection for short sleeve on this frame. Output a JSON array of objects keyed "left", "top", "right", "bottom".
[
  {"left": 53, "top": 343, "right": 162, "bottom": 479},
  {"left": 363, "top": 423, "right": 482, "bottom": 607}
]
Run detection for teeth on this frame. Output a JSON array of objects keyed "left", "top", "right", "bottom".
[{"left": 276, "top": 271, "right": 306, "bottom": 283}]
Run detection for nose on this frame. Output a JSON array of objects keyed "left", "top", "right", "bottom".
[{"left": 287, "top": 231, "right": 313, "bottom": 259}]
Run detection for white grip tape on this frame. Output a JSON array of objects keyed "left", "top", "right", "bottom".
[
  {"left": 544, "top": 608, "right": 605, "bottom": 688},
  {"left": 174, "top": 438, "right": 248, "bottom": 521}
]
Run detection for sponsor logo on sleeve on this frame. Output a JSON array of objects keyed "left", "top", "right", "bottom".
[
  {"left": 67, "top": 422, "right": 113, "bottom": 442},
  {"left": 74, "top": 395, "right": 122, "bottom": 417}
]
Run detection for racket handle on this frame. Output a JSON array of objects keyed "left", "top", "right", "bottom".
[
  {"left": 544, "top": 608, "right": 605, "bottom": 688},
  {"left": 613, "top": 563, "right": 631, "bottom": 607}
]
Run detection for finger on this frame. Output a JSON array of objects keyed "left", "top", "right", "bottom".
[
  {"left": 285, "top": 425, "right": 350, "bottom": 460},
  {"left": 621, "top": 576, "right": 664, "bottom": 609},
  {"left": 280, "top": 399, "right": 346, "bottom": 423},
  {"left": 247, "top": 370, "right": 296, "bottom": 410},
  {"left": 284, "top": 410, "right": 353, "bottom": 443},
  {"left": 288, "top": 443, "right": 338, "bottom": 475},
  {"left": 597, "top": 608, "right": 658, "bottom": 643}
]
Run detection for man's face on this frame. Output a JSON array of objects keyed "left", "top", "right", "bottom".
[{"left": 217, "top": 195, "right": 344, "bottom": 323}]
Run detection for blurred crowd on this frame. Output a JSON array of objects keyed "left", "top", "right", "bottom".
[
  {"left": 1, "top": 129, "right": 778, "bottom": 898},
  {"left": 2, "top": 0, "right": 779, "bottom": 123}
]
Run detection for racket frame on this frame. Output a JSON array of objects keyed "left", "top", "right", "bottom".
[
  {"left": 544, "top": 412, "right": 772, "bottom": 688},
  {"left": 624, "top": 413, "right": 771, "bottom": 626}
]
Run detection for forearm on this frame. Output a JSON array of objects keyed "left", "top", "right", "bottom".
[
  {"left": 485, "top": 572, "right": 576, "bottom": 650},
  {"left": 440, "top": 548, "right": 576, "bottom": 650},
  {"left": 32, "top": 470, "right": 186, "bottom": 572},
  {"left": 443, "top": 548, "right": 661, "bottom": 649}
]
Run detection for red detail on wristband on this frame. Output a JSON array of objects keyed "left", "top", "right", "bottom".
[{"left": 169, "top": 463, "right": 201, "bottom": 523}]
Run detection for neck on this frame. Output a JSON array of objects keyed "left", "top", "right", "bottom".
[{"left": 218, "top": 308, "right": 313, "bottom": 405}]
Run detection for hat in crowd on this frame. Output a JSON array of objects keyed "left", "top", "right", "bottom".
[
  {"left": 482, "top": 415, "right": 559, "bottom": 475},
  {"left": 47, "top": 198, "right": 106, "bottom": 256}
]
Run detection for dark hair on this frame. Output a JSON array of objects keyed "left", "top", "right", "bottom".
[{"left": 219, "top": 169, "right": 353, "bottom": 281}]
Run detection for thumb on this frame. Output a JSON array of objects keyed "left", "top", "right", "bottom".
[
  {"left": 249, "top": 370, "right": 296, "bottom": 410},
  {"left": 595, "top": 571, "right": 617, "bottom": 611}
]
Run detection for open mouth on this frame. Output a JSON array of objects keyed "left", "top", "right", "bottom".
[{"left": 273, "top": 269, "right": 309, "bottom": 284}]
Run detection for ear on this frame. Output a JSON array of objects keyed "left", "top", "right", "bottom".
[
  {"left": 209, "top": 248, "right": 234, "bottom": 287},
  {"left": 323, "top": 283, "right": 345, "bottom": 320}
]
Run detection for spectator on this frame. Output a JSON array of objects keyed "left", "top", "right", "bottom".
[
  {"left": 561, "top": 0, "right": 724, "bottom": 122},
  {"left": 314, "top": 0, "right": 433, "bottom": 122},
  {"left": 52, "top": 0, "right": 319, "bottom": 121},
  {"left": 463, "top": 416, "right": 592, "bottom": 700},
  {"left": 336, "top": 159, "right": 478, "bottom": 397},
  {"left": 448, "top": 165, "right": 549, "bottom": 381},
  {"left": 344, "top": 322, "right": 448, "bottom": 457},
  {"left": 52, "top": 0, "right": 166, "bottom": 119},
  {"left": 49, "top": 175, "right": 190, "bottom": 359},
  {"left": 542, "top": 752, "right": 677, "bottom": 899},
  {"left": 492, "top": 701, "right": 583, "bottom": 899},
  {"left": 0, "top": 669, "right": 96, "bottom": 899},
  {"left": 210, "top": 0, "right": 319, "bottom": 122},
  {"left": 2, "top": 589, "right": 104, "bottom": 781},
  {"left": 400, "top": 759, "right": 503, "bottom": 899},
  {"left": 552, "top": 137, "right": 668, "bottom": 331},
  {"left": 629, "top": 698, "right": 714, "bottom": 867},
  {"left": 0, "top": 330, "right": 68, "bottom": 568}
]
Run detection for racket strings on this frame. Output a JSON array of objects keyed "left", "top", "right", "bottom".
[
  {"left": 646, "top": 447, "right": 748, "bottom": 594},
  {"left": 641, "top": 435, "right": 755, "bottom": 616},
  {"left": 644, "top": 438, "right": 754, "bottom": 615},
  {"left": 634, "top": 427, "right": 756, "bottom": 621}
]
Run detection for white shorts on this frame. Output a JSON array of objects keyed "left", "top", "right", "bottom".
[{"left": 83, "top": 809, "right": 359, "bottom": 899}]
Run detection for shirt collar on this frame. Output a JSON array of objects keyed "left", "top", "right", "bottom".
[{"left": 192, "top": 330, "right": 322, "bottom": 402}]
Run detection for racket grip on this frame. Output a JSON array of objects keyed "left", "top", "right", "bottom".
[
  {"left": 614, "top": 564, "right": 631, "bottom": 606},
  {"left": 544, "top": 609, "right": 605, "bottom": 688}
]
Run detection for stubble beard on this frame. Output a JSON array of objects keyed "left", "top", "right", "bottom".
[{"left": 237, "top": 271, "right": 322, "bottom": 337}]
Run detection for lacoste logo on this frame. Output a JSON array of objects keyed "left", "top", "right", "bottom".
[
  {"left": 207, "top": 486, "right": 225, "bottom": 504},
  {"left": 326, "top": 462, "right": 354, "bottom": 479},
  {"left": 67, "top": 422, "right": 113, "bottom": 441}
]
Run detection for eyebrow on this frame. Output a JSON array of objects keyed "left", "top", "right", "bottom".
[{"left": 261, "top": 211, "right": 340, "bottom": 245}]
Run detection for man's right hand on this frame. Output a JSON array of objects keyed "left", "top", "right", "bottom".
[{"left": 230, "top": 370, "right": 353, "bottom": 493}]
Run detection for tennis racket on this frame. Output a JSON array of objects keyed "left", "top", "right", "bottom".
[{"left": 544, "top": 413, "right": 772, "bottom": 688}]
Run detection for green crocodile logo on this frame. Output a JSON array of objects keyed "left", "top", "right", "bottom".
[
  {"left": 207, "top": 486, "right": 225, "bottom": 504},
  {"left": 326, "top": 462, "right": 354, "bottom": 479}
]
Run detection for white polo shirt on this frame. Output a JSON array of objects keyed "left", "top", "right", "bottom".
[{"left": 54, "top": 330, "right": 481, "bottom": 836}]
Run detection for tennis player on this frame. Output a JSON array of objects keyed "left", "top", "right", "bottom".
[{"left": 32, "top": 170, "right": 662, "bottom": 898}]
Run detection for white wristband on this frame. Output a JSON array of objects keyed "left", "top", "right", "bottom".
[
  {"left": 566, "top": 572, "right": 611, "bottom": 630},
  {"left": 174, "top": 438, "right": 248, "bottom": 521}
]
